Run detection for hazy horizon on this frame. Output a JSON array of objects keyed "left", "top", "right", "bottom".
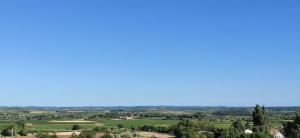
[{"left": 1, "top": 1, "right": 299, "bottom": 107}]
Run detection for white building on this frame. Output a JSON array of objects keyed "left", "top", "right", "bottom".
[{"left": 244, "top": 129, "right": 253, "bottom": 134}]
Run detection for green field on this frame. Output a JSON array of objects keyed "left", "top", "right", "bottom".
[
  {"left": 0, "top": 122, "right": 14, "bottom": 129},
  {"left": 211, "top": 122, "right": 232, "bottom": 129},
  {"left": 0, "top": 119, "right": 179, "bottom": 130},
  {"left": 0, "top": 119, "right": 285, "bottom": 131},
  {"left": 102, "top": 119, "right": 179, "bottom": 128},
  {"left": 30, "top": 124, "right": 96, "bottom": 130}
]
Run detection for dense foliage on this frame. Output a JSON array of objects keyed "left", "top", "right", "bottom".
[
  {"left": 72, "top": 124, "right": 81, "bottom": 130},
  {"left": 283, "top": 111, "right": 300, "bottom": 138},
  {"left": 252, "top": 105, "right": 270, "bottom": 134}
]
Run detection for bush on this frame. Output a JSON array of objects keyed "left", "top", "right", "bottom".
[
  {"left": 72, "top": 124, "right": 81, "bottom": 130},
  {"left": 1, "top": 127, "right": 14, "bottom": 136},
  {"left": 78, "top": 129, "right": 96, "bottom": 138},
  {"left": 93, "top": 126, "right": 110, "bottom": 133},
  {"left": 283, "top": 111, "right": 300, "bottom": 137},
  {"left": 117, "top": 123, "right": 124, "bottom": 129},
  {"left": 18, "top": 129, "right": 29, "bottom": 136},
  {"left": 173, "top": 119, "right": 198, "bottom": 138}
]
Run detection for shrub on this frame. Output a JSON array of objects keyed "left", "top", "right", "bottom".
[
  {"left": 72, "top": 124, "right": 81, "bottom": 130},
  {"left": 1, "top": 127, "right": 14, "bottom": 136},
  {"left": 18, "top": 129, "right": 29, "bottom": 136},
  {"left": 117, "top": 123, "right": 124, "bottom": 129},
  {"left": 78, "top": 129, "right": 96, "bottom": 138}
]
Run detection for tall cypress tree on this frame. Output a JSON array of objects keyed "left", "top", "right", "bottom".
[{"left": 252, "top": 104, "right": 270, "bottom": 134}]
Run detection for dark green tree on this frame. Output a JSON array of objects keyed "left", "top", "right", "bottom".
[
  {"left": 212, "top": 128, "right": 228, "bottom": 138},
  {"left": 252, "top": 105, "right": 270, "bottom": 134},
  {"left": 1, "top": 126, "right": 15, "bottom": 136},
  {"left": 228, "top": 120, "right": 246, "bottom": 138},
  {"left": 232, "top": 120, "right": 245, "bottom": 133},
  {"left": 283, "top": 111, "right": 300, "bottom": 138},
  {"left": 72, "top": 124, "right": 81, "bottom": 130},
  {"left": 173, "top": 119, "right": 198, "bottom": 138},
  {"left": 18, "top": 128, "right": 29, "bottom": 136}
]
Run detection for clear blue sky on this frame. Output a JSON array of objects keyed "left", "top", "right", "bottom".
[{"left": 0, "top": 0, "right": 299, "bottom": 106}]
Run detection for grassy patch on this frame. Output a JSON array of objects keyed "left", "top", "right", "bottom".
[
  {"left": 102, "top": 119, "right": 179, "bottom": 128},
  {"left": 29, "top": 124, "right": 95, "bottom": 130}
]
